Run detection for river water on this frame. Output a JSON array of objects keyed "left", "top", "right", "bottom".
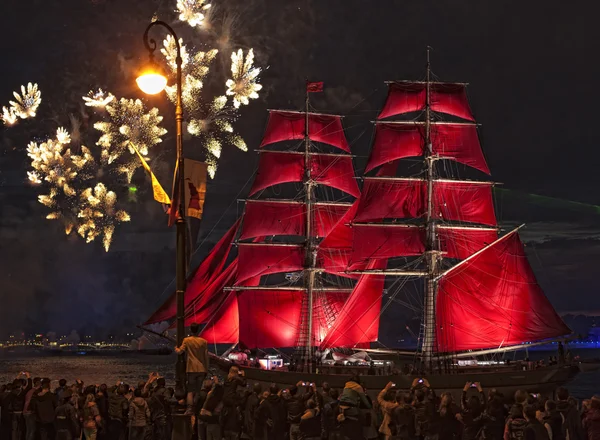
[{"left": 0, "top": 352, "right": 598, "bottom": 399}]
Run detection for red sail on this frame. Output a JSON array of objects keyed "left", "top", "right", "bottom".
[
  {"left": 431, "top": 124, "right": 489, "bottom": 174},
  {"left": 314, "top": 203, "right": 351, "bottom": 238},
  {"left": 311, "top": 154, "right": 360, "bottom": 197},
  {"left": 436, "top": 233, "right": 570, "bottom": 352},
  {"left": 249, "top": 152, "right": 304, "bottom": 196},
  {"left": 366, "top": 123, "right": 489, "bottom": 175},
  {"left": 433, "top": 181, "right": 496, "bottom": 225},
  {"left": 182, "top": 259, "right": 239, "bottom": 326},
  {"left": 260, "top": 111, "right": 350, "bottom": 152},
  {"left": 236, "top": 244, "right": 304, "bottom": 285},
  {"left": 355, "top": 178, "right": 426, "bottom": 222},
  {"left": 437, "top": 227, "right": 497, "bottom": 259},
  {"left": 350, "top": 224, "right": 425, "bottom": 267},
  {"left": 200, "top": 292, "right": 239, "bottom": 344},
  {"left": 378, "top": 83, "right": 425, "bottom": 119},
  {"left": 365, "top": 123, "right": 423, "bottom": 173},
  {"left": 431, "top": 84, "right": 475, "bottom": 122},
  {"left": 311, "top": 291, "right": 350, "bottom": 344},
  {"left": 317, "top": 248, "right": 353, "bottom": 275},
  {"left": 240, "top": 200, "right": 305, "bottom": 240},
  {"left": 195, "top": 263, "right": 262, "bottom": 340},
  {"left": 378, "top": 82, "right": 474, "bottom": 121},
  {"left": 320, "top": 201, "right": 359, "bottom": 250},
  {"left": 238, "top": 289, "right": 305, "bottom": 348},
  {"left": 320, "top": 260, "right": 387, "bottom": 348},
  {"left": 144, "top": 219, "right": 240, "bottom": 325}
]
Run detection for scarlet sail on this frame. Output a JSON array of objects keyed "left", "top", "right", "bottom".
[
  {"left": 431, "top": 123, "right": 489, "bottom": 174},
  {"left": 365, "top": 123, "right": 422, "bottom": 173},
  {"left": 250, "top": 152, "right": 359, "bottom": 196},
  {"left": 260, "top": 111, "right": 350, "bottom": 152},
  {"left": 378, "top": 82, "right": 474, "bottom": 121},
  {"left": 318, "top": 202, "right": 361, "bottom": 276},
  {"left": 320, "top": 260, "right": 387, "bottom": 348},
  {"left": 350, "top": 224, "right": 425, "bottom": 267},
  {"left": 236, "top": 243, "right": 304, "bottom": 285},
  {"left": 355, "top": 178, "right": 426, "bottom": 222},
  {"left": 249, "top": 152, "right": 304, "bottom": 196},
  {"left": 238, "top": 289, "right": 304, "bottom": 348},
  {"left": 145, "top": 219, "right": 240, "bottom": 325},
  {"left": 311, "top": 154, "right": 360, "bottom": 197},
  {"left": 437, "top": 226, "right": 497, "bottom": 260},
  {"left": 433, "top": 181, "right": 496, "bottom": 225},
  {"left": 436, "top": 232, "right": 570, "bottom": 352},
  {"left": 182, "top": 260, "right": 239, "bottom": 326},
  {"left": 240, "top": 200, "right": 305, "bottom": 240},
  {"left": 365, "top": 123, "right": 489, "bottom": 175},
  {"left": 200, "top": 292, "right": 239, "bottom": 344},
  {"left": 314, "top": 203, "right": 351, "bottom": 238}
]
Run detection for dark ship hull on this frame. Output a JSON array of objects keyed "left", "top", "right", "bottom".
[{"left": 210, "top": 354, "right": 577, "bottom": 400}]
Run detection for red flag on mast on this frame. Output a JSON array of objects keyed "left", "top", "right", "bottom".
[{"left": 306, "top": 81, "right": 324, "bottom": 93}]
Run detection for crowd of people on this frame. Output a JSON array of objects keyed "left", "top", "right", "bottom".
[
  {"left": 0, "top": 371, "right": 174, "bottom": 440},
  {"left": 2, "top": 370, "right": 600, "bottom": 440},
  {"left": 0, "top": 331, "right": 595, "bottom": 440}
]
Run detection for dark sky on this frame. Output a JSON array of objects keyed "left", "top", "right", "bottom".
[{"left": 1, "top": 0, "right": 600, "bottom": 339}]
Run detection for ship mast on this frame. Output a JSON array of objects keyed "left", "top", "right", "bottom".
[
  {"left": 304, "top": 82, "right": 316, "bottom": 373},
  {"left": 423, "top": 47, "right": 438, "bottom": 370}
]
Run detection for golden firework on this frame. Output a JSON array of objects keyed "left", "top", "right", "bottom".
[
  {"left": 226, "top": 49, "right": 262, "bottom": 108},
  {"left": 1, "top": 106, "right": 18, "bottom": 126},
  {"left": 176, "top": 0, "right": 211, "bottom": 27},
  {"left": 82, "top": 89, "right": 115, "bottom": 108},
  {"left": 94, "top": 98, "right": 167, "bottom": 181},
  {"left": 78, "top": 183, "right": 130, "bottom": 252},
  {"left": 26, "top": 128, "right": 80, "bottom": 195},
  {"left": 9, "top": 82, "right": 41, "bottom": 119}
]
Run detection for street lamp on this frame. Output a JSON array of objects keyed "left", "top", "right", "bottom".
[{"left": 138, "top": 20, "right": 189, "bottom": 439}]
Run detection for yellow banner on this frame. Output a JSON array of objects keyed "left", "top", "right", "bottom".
[{"left": 130, "top": 143, "right": 171, "bottom": 205}]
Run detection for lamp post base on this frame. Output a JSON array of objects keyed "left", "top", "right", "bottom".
[{"left": 171, "top": 413, "right": 192, "bottom": 440}]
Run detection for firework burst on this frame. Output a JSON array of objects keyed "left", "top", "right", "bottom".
[
  {"left": 82, "top": 89, "right": 115, "bottom": 108},
  {"left": 9, "top": 83, "right": 41, "bottom": 119},
  {"left": 176, "top": 0, "right": 211, "bottom": 27},
  {"left": 27, "top": 126, "right": 97, "bottom": 236},
  {"left": 26, "top": 128, "right": 81, "bottom": 196},
  {"left": 94, "top": 98, "right": 167, "bottom": 181},
  {"left": 37, "top": 187, "right": 79, "bottom": 235},
  {"left": 226, "top": 49, "right": 262, "bottom": 108},
  {"left": 160, "top": 35, "right": 254, "bottom": 178},
  {"left": 77, "top": 183, "right": 130, "bottom": 252},
  {"left": 1, "top": 106, "right": 18, "bottom": 126}
]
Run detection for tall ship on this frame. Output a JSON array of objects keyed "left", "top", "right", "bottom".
[{"left": 143, "top": 56, "right": 578, "bottom": 396}]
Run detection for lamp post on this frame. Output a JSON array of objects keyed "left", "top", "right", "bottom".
[{"left": 138, "top": 21, "right": 190, "bottom": 439}]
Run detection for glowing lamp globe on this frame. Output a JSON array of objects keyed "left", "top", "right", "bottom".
[{"left": 136, "top": 72, "right": 168, "bottom": 95}]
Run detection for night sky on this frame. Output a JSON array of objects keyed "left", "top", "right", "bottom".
[{"left": 1, "top": 0, "right": 600, "bottom": 339}]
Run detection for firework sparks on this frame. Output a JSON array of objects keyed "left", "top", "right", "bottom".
[
  {"left": 226, "top": 49, "right": 262, "bottom": 108},
  {"left": 9, "top": 83, "right": 41, "bottom": 119},
  {"left": 37, "top": 188, "right": 79, "bottom": 236},
  {"left": 27, "top": 171, "right": 42, "bottom": 184},
  {"left": 160, "top": 35, "right": 190, "bottom": 71},
  {"left": 176, "top": 0, "right": 211, "bottom": 27},
  {"left": 94, "top": 98, "right": 167, "bottom": 179},
  {"left": 159, "top": 31, "right": 259, "bottom": 178},
  {"left": 26, "top": 128, "right": 81, "bottom": 196},
  {"left": 1, "top": 106, "right": 18, "bottom": 126},
  {"left": 82, "top": 89, "right": 115, "bottom": 108},
  {"left": 78, "top": 183, "right": 130, "bottom": 251}
]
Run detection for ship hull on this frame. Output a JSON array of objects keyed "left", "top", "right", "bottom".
[{"left": 211, "top": 356, "right": 577, "bottom": 400}]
